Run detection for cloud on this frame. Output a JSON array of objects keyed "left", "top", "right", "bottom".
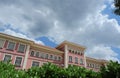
[
  {"left": 0, "top": 0, "right": 119, "bottom": 61},
  {"left": 3, "top": 29, "right": 44, "bottom": 45},
  {"left": 86, "top": 45, "right": 119, "bottom": 61}
]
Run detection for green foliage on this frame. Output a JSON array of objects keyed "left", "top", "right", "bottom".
[
  {"left": 100, "top": 60, "right": 120, "bottom": 78},
  {"left": 114, "top": 0, "right": 120, "bottom": 15},
  {"left": 0, "top": 61, "right": 120, "bottom": 78}
]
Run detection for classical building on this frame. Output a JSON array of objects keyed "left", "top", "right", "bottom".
[{"left": 0, "top": 33, "right": 107, "bottom": 71}]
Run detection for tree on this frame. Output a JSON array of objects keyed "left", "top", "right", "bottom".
[
  {"left": 100, "top": 60, "right": 120, "bottom": 78},
  {"left": 114, "top": 0, "right": 120, "bottom": 15}
]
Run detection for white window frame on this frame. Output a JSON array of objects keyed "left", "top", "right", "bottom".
[
  {"left": 17, "top": 43, "right": 26, "bottom": 53},
  {"left": 31, "top": 60, "right": 40, "bottom": 67},
  {"left": 3, "top": 54, "right": 12, "bottom": 62},
  {"left": 0, "top": 38, "right": 5, "bottom": 48},
  {"left": 14, "top": 56, "right": 23, "bottom": 67},
  {"left": 7, "top": 41, "right": 16, "bottom": 50}
]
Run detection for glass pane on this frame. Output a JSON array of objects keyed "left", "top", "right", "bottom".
[
  {"left": 45, "top": 54, "right": 48, "bottom": 59},
  {"left": 35, "top": 52, "right": 39, "bottom": 57},
  {"left": 32, "top": 61, "right": 39, "bottom": 67},
  {"left": 15, "top": 57, "right": 22, "bottom": 66},
  {"left": 80, "top": 59, "right": 83, "bottom": 64},
  {"left": 75, "top": 57, "right": 78, "bottom": 63},
  {"left": 50, "top": 55, "right": 53, "bottom": 59},
  {"left": 30, "top": 51, "right": 34, "bottom": 56},
  {"left": 3, "top": 55, "right": 11, "bottom": 62},
  {"left": 54, "top": 56, "right": 57, "bottom": 60},
  {"left": 69, "top": 56, "right": 72, "bottom": 62},
  {"left": 18, "top": 44, "right": 25, "bottom": 52},
  {"left": 0, "top": 39, "right": 4, "bottom": 48},
  {"left": 8, "top": 42, "right": 15, "bottom": 50}
]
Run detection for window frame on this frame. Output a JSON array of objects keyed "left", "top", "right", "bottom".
[
  {"left": 31, "top": 61, "right": 40, "bottom": 67},
  {"left": 35, "top": 51, "right": 40, "bottom": 57},
  {"left": 80, "top": 58, "right": 83, "bottom": 65},
  {"left": 75, "top": 57, "right": 78, "bottom": 64},
  {"left": 14, "top": 56, "right": 23, "bottom": 67},
  {"left": 17, "top": 43, "right": 26, "bottom": 53},
  {"left": 0, "top": 38, "right": 5, "bottom": 49},
  {"left": 69, "top": 56, "right": 72, "bottom": 62},
  {"left": 30, "top": 51, "right": 35, "bottom": 56},
  {"left": 7, "top": 41, "right": 16, "bottom": 50},
  {"left": 3, "top": 54, "right": 12, "bottom": 62}
]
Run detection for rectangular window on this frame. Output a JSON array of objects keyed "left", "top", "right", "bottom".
[
  {"left": 0, "top": 39, "right": 5, "bottom": 48},
  {"left": 69, "top": 56, "right": 72, "bottom": 62},
  {"left": 3, "top": 55, "right": 11, "bottom": 62},
  {"left": 80, "top": 58, "right": 83, "bottom": 64},
  {"left": 7, "top": 41, "right": 15, "bottom": 50},
  {"left": 15, "top": 57, "right": 22, "bottom": 67},
  {"left": 75, "top": 57, "right": 78, "bottom": 64},
  {"left": 32, "top": 61, "right": 39, "bottom": 67},
  {"left": 18, "top": 44, "right": 26, "bottom": 53}
]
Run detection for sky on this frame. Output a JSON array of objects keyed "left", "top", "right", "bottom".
[{"left": 0, "top": 0, "right": 120, "bottom": 61}]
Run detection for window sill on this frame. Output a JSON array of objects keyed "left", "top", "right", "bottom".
[
  {"left": 6, "top": 49, "right": 14, "bottom": 51},
  {"left": 17, "top": 51, "right": 24, "bottom": 53}
]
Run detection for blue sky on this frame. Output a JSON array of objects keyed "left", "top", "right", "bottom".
[{"left": 0, "top": 0, "right": 120, "bottom": 61}]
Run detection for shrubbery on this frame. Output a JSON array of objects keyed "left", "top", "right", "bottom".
[{"left": 0, "top": 61, "right": 120, "bottom": 78}]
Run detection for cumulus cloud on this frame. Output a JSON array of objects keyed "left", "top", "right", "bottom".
[
  {"left": 86, "top": 45, "right": 119, "bottom": 61},
  {"left": 3, "top": 29, "right": 44, "bottom": 45},
  {"left": 0, "top": 0, "right": 119, "bottom": 61}
]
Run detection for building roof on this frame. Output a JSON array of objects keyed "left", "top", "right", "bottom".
[
  {"left": 0, "top": 33, "right": 63, "bottom": 54},
  {"left": 56, "top": 40, "right": 86, "bottom": 50}
]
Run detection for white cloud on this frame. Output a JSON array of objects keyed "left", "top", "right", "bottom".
[
  {"left": 0, "top": 0, "right": 119, "bottom": 61},
  {"left": 3, "top": 29, "right": 44, "bottom": 45},
  {"left": 86, "top": 45, "right": 119, "bottom": 61}
]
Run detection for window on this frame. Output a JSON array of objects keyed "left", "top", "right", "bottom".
[
  {"left": 45, "top": 54, "right": 48, "bottom": 59},
  {"left": 35, "top": 52, "right": 40, "bottom": 57},
  {"left": 58, "top": 56, "right": 61, "bottom": 61},
  {"left": 18, "top": 44, "right": 26, "bottom": 53},
  {"left": 30, "top": 51, "right": 35, "bottom": 56},
  {"left": 0, "top": 39, "right": 5, "bottom": 48},
  {"left": 75, "top": 57, "right": 78, "bottom": 64},
  {"left": 80, "top": 58, "right": 83, "bottom": 64},
  {"left": 50, "top": 55, "right": 53, "bottom": 60},
  {"left": 15, "top": 57, "right": 22, "bottom": 67},
  {"left": 7, "top": 41, "right": 15, "bottom": 50},
  {"left": 32, "top": 61, "right": 39, "bottom": 67},
  {"left": 3, "top": 55, "right": 11, "bottom": 62},
  {"left": 54, "top": 56, "right": 57, "bottom": 60},
  {"left": 40, "top": 53, "right": 44, "bottom": 58},
  {"left": 69, "top": 56, "right": 72, "bottom": 62}
]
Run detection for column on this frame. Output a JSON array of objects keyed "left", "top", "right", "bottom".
[
  {"left": 64, "top": 44, "right": 68, "bottom": 68},
  {"left": 84, "top": 55, "right": 87, "bottom": 68},
  {"left": 23, "top": 45, "right": 30, "bottom": 69}
]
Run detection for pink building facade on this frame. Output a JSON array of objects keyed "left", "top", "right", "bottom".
[{"left": 0, "top": 33, "right": 107, "bottom": 71}]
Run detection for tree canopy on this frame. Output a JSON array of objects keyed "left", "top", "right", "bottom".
[
  {"left": 0, "top": 60, "right": 120, "bottom": 78},
  {"left": 114, "top": 0, "right": 120, "bottom": 15}
]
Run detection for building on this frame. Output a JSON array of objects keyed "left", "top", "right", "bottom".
[{"left": 0, "top": 33, "right": 107, "bottom": 71}]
